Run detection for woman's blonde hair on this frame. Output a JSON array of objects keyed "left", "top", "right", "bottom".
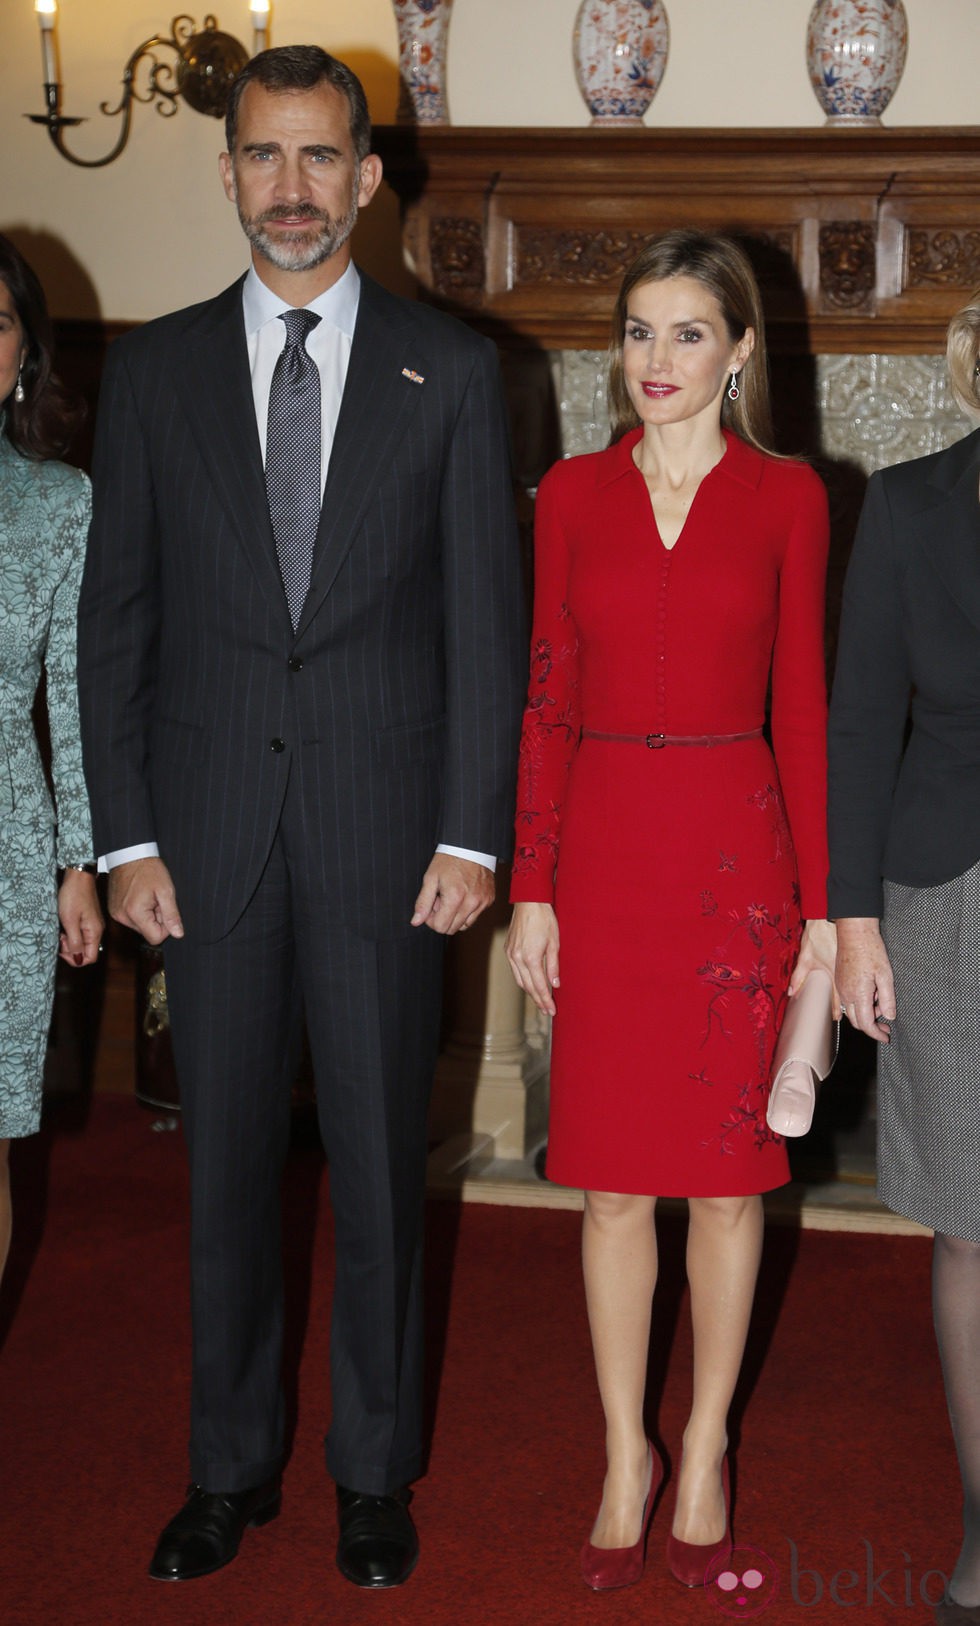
[
  {"left": 947, "top": 285, "right": 980, "bottom": 418},
  {"left": 608, "top": 229, "right": 776, "bottom": 455}
]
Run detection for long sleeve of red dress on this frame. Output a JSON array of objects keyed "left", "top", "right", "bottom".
[
  {"left": 511, "top": 463, "right": 582, "bottom": 901},
  {"left": 766, "top": 459, "right": 831, "bottom": 918}
]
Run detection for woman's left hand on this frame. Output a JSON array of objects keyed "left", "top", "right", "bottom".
[
  {"left": 787, "top": 918, "right": 840, "bottom": 1016},
  {"left": 58, "top": 870, "right": 105, "bottom": 967}
]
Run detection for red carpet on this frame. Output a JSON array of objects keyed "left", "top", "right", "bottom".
[{"left": 0, "top": 1098, "right": 958, "bottom": 1625}]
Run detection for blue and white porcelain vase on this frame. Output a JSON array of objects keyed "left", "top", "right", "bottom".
[
  {"left": 806, "top": 0, "right": 909, "bottom": 125},
  {"left": 392, "top": 0, "right": 454, "bottom": 125},
  {"left": 573, "top": 0, "right": 670, "bottom": 127}
]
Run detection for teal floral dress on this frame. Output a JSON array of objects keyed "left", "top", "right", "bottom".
[{"left": 0, "top": 428, "right": 94, "bottom": 1138}]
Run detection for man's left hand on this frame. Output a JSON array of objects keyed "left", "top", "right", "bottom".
[{"left": 411, "top": 855, "right": 494, "bottom": 935}]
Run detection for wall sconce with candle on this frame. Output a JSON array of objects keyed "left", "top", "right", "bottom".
[{"left": 26, "top": 3, "right": 272, "bottom": 168}]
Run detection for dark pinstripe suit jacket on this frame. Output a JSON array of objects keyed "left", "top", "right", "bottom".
[{"left": 78, "top": 271, "right": 527, "bottom": 940}]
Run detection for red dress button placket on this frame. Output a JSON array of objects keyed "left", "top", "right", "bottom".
[{"left": 654, "top": 552, "right": 671, "bottom": 733}]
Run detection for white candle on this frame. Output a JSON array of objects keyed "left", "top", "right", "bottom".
[
  {"left": 35, "top": 0, "right": 58, "bottom": 84},
  {"left": 250, "top": 0, "right": 270, "bottom": 54}
]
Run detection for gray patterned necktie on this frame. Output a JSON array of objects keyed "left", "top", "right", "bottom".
[{"left": 266, "top": 308, "right": 322, "bottom": 629}]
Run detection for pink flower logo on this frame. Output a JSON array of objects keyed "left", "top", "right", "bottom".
[{"left": 708, "top": 1544, "right": 781, "bottom": 1617}]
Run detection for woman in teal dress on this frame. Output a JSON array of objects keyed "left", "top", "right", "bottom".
[{"left": 0, "top": 235, "right": 103, "bottom": 1283}]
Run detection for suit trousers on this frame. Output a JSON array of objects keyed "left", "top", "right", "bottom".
[{"left": 163, "top": 768, "right": 445, "bottom": 1496}]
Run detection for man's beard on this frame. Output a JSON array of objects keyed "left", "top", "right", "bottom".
[{"left": 238, "top": 194, "right": 359, "bottom": 272}]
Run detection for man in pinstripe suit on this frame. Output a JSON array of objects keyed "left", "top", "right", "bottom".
[{"left": 78, "top": 46, "right": 525, "bottom": 1588}]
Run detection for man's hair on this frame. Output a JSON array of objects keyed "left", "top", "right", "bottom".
[{"left": 225, "top": 45, "right": 371, "bottom": 162}]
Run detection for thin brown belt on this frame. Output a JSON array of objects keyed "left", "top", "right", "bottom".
[{"left": 581, "top": 728, "right": 763, "bottom": 750}]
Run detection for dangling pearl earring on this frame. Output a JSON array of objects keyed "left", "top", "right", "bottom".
[
  {"left": 727, "top": 371, "right": 740, "bottom": 401},
  {"left": 13, "top": 367, "right": 25, "bottom": 405}
]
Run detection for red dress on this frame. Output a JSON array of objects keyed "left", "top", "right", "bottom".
[{"left": 510, "top": 429, "right": 830, "bottom": 1197}]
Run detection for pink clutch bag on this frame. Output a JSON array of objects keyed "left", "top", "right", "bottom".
[{"left": 766, "top": 968, "right": 839, "bottom": 1138}]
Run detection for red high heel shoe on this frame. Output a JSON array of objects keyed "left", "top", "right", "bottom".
[
  {"left": 580, "top": 1441, "right": 664, "bottom": 1591},
  {"left": 666, "top": 1455, "right": 732, "bottom": 1587}
]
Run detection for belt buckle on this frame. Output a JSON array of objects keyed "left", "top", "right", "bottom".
[{"left": 646, "top": 733, "right": 665, "bottom": 749}]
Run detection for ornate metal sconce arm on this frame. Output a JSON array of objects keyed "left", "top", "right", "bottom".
[
  {"left": 27, "top": 78, "right": 137, "bottom": 170},
  {"left": 25, "top": 13, "right": 249, "bottom": 168}
]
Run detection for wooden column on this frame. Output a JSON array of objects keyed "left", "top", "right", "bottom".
[{"left": 429, "top": 884, "right": 549, "bottom": 1162}]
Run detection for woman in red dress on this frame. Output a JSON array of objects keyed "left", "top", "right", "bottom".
[{"left": 506, "top": 231, "right": 837, "bottom": 1591}]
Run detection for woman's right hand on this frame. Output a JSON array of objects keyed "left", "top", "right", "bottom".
[
  {"left": 505, "top": 902, "right": 561, "bottom": 1016},
  {"left": 834, "top": 916, "right": 896, "bottom": 1043},
  {"left": 57, "top": 870, "right": 104, "bottom": 967}
]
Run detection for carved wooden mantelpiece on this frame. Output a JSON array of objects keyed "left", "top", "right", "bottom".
[{"left": 373, "top": 127, "right": 980, "bottom": 353}]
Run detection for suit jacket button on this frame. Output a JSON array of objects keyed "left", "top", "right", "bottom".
[
  {"left": 270, "top": 737, "right": 285, "bottom": 753},
  {"left": 288, "top": 657, "right": 303, "bottom": 672}
]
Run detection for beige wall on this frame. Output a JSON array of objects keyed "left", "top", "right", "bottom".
[
  {"left": 1, "top": 0, "right": 976, "bottom": 320},
  {"left": 456, "top": 0, "right": 977, "bottom": 127}
]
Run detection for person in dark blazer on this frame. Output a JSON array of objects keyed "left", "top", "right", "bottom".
[
  {"left": 828, "top": 290, "right": 980, "bottom": 1626},
  {"left": 77, "top": 46, "right": 525, "bottom": 1590}
]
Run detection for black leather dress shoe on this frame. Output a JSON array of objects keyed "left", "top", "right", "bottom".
[
  {"left": 336, "top": 1485, "right": 419, "bottom": 1588},
  {"left": 149, "top": 1480, "right": 281, "bottom": 1581}
]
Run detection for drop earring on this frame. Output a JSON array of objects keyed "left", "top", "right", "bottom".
[
  {"left": 727, "top": 371, "right": 740, "bottom": 401},
  {"left": 13, "top": 367, "right": 25, "bottom": 405}
]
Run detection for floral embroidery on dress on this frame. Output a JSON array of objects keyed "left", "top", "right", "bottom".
[
  {"left": 693, "top": 784, "right": 803, "bottom": 1155},
  {"left": 513, "top": 605, "right": 580, "bottom": 878},
  {"left": 698, "top": 959, "right": 745, "bottom": 1042},
  {"left": 715, "top": 1094, "right": 779, "bottom": 1156},
  {"left": 530, "top": 636, "right": 553, "bottom": 684},
  {"left": 748, "top": 782, "right": 792, "bottom": 861}
]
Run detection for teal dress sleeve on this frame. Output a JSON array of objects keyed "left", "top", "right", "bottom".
[{"left": 45, "top": 473, "right": 95, "bottom": 867}]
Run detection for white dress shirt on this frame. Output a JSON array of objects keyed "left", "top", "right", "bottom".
[
  {"left": 102, "top": 264, "right": 494, "bottom": 875},
  {"left": 245, "top": 259, "right": 357, "bottom": 500}
]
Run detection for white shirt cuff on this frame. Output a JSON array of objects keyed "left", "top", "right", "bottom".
[
  {"left": 100, "top": 840, "right": 494, "bottom": 875},
  {"left": 436, "top": 843, "right": 496, "bottom": 873},
  {"left": 99, "top": 842, "right": 161, "bottom": 874}
]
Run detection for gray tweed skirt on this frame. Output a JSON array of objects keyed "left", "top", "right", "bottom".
[{"left": 879, "top": 858, "right": 980, "bottom": 1243}]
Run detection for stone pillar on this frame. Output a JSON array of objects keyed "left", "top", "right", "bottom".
[{"left": 429, "top": 881, "right": 549, "bottom": 1162}]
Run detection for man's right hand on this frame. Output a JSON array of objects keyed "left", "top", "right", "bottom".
[{"left": 108, "top": 857, "right": 185, "bottom": 944}]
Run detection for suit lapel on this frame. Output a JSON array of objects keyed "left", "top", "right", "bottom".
[
  {"left": 920, "top": 428, "right": 980, "bottom": 635},
  {"left": 294, "top": 276, "right": 426, "bottom": 640},
  {"left": 173, "top": 279, "right": 290, "bottom": 629}
]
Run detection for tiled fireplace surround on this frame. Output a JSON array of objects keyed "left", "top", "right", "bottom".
[{"left": 374, "top": 125, "right": 980, "bottom": 1180}]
